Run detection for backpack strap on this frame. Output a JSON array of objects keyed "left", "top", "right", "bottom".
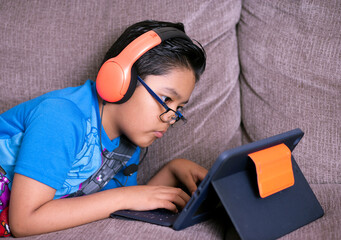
[{"left": 66, "top": 136, "right": 137, "bottom": 198}]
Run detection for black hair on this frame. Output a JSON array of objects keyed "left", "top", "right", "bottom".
[{"left": 102, "top": 20, "right": 206, "bottom": 82}]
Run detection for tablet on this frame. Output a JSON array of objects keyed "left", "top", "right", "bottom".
[{"left": 112, "top": 128, "right": 323, "bottom": 237}]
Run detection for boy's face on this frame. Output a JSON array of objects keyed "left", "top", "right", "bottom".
[{"left": 110, "top": 67, "right": 196, "bottom": 147}]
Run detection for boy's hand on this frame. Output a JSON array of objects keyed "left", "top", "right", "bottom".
[
  {"left": 147, "top": 158, "right": 208, "bottom": 196},
  {"left": 168, "top": 158, "right": 208, "bottom": 195},
  {"left": 118, "top": 185, "right": 191, "bottom": 213}
]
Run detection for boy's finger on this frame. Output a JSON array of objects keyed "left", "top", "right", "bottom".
[
  {"left": 196, "top": 168, "right": 208, "bottom": 181},
  {"left": 171, "top": 188, "right": 190, "bottom": 209},
  {"left": 185, "top": 181, "right": 198, "bottom": 196}
]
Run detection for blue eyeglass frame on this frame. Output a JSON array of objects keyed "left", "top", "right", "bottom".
[{"left": 137, "top": 75, "right": 187, "bottom": 124}]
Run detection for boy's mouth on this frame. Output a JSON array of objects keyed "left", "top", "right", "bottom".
[{"left": 154, "top": 131, "right": 166, "bottom": 138}]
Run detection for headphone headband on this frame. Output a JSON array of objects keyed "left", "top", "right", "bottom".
[
  {"left": 96, "top": 27, "right": 192, "bottom": 103},
  {"left": 153, "top": 27, "right": 191, "bottom": 42}
]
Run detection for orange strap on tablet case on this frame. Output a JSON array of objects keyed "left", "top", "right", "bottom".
[{"left": 248, "top": 143, "right": 294, "bottom": 198}]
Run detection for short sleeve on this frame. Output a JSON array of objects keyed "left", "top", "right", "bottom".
[{"left": 14, "top": 98, "right": 86, "bottom": 189}]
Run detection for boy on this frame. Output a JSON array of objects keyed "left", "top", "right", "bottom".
[{"left": 0, "top": 20, "right": 207, "bottom": 237}]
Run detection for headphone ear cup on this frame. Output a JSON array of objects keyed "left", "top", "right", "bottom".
[
  {"left": 97, "top": 28, "right": 191, "bottom": 103},
  {"left": 96, "top": 60, "right": 127, "bottom": 103},
  {"left": 115, "top": 65, "right": 138, "bottom": 104}
]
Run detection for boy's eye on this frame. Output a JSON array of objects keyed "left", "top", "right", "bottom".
[
  {"left": 177, "top": 106, "right": 184, "bottom": 113},
  {"left": 161, "top": 96, "right": 172, "bottom": 103},
  {"left": 160, "top": 96, "right": 185, "bottom": 112}
]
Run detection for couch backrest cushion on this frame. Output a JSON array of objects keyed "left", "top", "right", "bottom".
[
  {"left": 238, "top": 0, "right": 341, "bottom": 184},
  {"left": 0, "top": 0, "right": 242, "bottom": 184}
]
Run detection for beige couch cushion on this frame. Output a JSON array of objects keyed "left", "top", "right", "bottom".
[{"left": 238, "top": 0, "right": 341, "bottom": 184}]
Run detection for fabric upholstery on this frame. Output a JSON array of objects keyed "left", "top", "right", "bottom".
[
  {"left": 238, "top": 1, "right": 341, "bottom": 239},
  {"left": 1, "top": 0, "right": 340, "bottom": 239},
  {"left": 17, "top": 217, "right": 227, "bottom": 240},
  {"left": 238, "top": 0, "right": 341, "bottom": 184}
]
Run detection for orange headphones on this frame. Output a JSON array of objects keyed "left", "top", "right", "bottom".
[{"left": 96, "top": 27, "right": 191, "bottom": 103}]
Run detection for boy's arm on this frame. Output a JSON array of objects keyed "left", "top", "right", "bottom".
[
  {"left": 9, "top": 173, "right": 190, "bottom": 237},
  {"left": 147, "top": 158, "right": 208, "bottom": 195}
]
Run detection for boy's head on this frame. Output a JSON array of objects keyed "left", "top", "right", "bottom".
[
  {"left": 97, "top": 20, "right": 206, "bottom": 147},
  {"left": 97, "top": 20, "right": 206, "bottom": 103}
]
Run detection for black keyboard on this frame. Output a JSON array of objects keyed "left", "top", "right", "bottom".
[{"left": 111, "top": 209, "right": 179, "bottom": 227}]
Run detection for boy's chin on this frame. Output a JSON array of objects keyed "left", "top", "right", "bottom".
[
  {"left": 138, "top": 140, "right": 155, "bottom": 148},
  {"left": 129, "top": 137, "right": 156, "bottom": 148}
]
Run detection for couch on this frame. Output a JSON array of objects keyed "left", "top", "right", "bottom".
[{"left": 0, "top": 0, "right": 340, "bottom": 239}]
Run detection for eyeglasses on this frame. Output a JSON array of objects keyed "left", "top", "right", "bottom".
[{"left": 137, "top": 76, "right": 187, "bottom": 125}]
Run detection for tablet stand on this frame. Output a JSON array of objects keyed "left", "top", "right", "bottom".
[{"left": 211, "top": 143, "right": 324, "bottom": 240}]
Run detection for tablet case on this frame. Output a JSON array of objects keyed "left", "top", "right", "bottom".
[
  {"left": 112, "top": 129, "right": 324, "bottom": 239},
  {"left": 211, "top": 129, "right": 324, "bottom": 240}
]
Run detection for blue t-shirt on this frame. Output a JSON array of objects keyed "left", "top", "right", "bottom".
[{"left": 0, "top": 80, "right": 140, "bottom": 199}]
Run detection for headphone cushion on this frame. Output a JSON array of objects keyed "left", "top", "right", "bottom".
[
  {"left": 96, "top": 61, "right": 127, "bottom": 103},
  {"left": 115, "top": 65, "right": 138, "bottom": 104},
  {"left": 96, "top": 28, "right": 189, "bottom": 103}
]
